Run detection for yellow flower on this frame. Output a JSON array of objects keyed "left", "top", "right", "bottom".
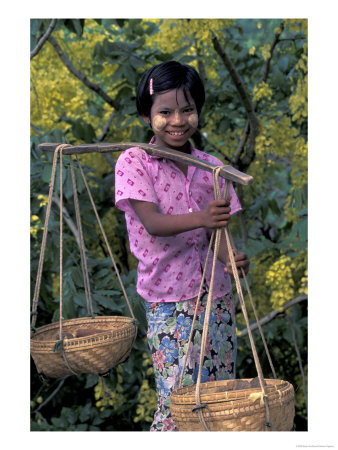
[
  {"left": 252, "top": 82, "right": 273, "bottom": 102},
  {"left": 260, "top": 43, "right": 271, "bottom": 60},
  {"left": 265, "top": 255, "right": 296, "bottom": 310}
]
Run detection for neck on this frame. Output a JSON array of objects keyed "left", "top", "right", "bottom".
[{"left": 154, "top": 137, "right": 191, "bottom": 154}]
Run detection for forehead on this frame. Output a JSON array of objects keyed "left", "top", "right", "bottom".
[{"left": 151, "top": 88, "right": 195, "bottom": 109}]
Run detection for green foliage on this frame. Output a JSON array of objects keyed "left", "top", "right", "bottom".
[{"left": 30, "top": 18, "right": 307, "bottom": 431}]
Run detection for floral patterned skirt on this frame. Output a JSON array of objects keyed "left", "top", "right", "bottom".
[{"left": 145, "top": 291, "right": 237, "bottom": 431}]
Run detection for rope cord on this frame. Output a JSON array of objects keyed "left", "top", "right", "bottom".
[
  {"left": 242, "top": 272, "right": 277, "bottom": 378},
  {"left": 69, "top": 157, "right": 94, "bottom": 318},
  {"left": 178, "top": 172, "right": 229, "bottom": 389},
  {"left": 190, "top": 166, "right": 272, "bottom": 431},
  {"left": 229, "top": 226, "right": 277, "bottom": 379},
  {"left": 31, "top": 146, "right": 136, "bottom": 335},
  {"left": 75, "top": 155, "right": 135, "bottom": 320},
  {"left": 31, "top": 146, "right": 136, "bottom": 375},
  {"left": 59, "top": 147, "right": 64, "bottom": 340},
  {"left": 31, "top": 144, "right": 71, "bottom": 329}
]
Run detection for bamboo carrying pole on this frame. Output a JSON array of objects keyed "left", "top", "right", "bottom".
[{"left": 38, "top": 142, "right": 253, "bottom": 186}]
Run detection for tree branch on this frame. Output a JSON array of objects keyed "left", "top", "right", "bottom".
[
  {"left": 47, "top": 36, "right": 120, "bottom": 111},
  {"left": 31, "top": 19, "right": 57, "bottom": 60},
  {"left": 96, "top": 109, "right": 117, "bottom": 169},
  {"left": 211, "top": 31, "right": 260, "bottom": 172},
  {"left": 212, "top": 22, "right": 286, "bottom": 247},
  {"left": 44, "top": 32, "right": 118, "bottom": 168},
  {"left": 238, "top": 294, "right": 307, "bottom": 337},
  {"left": 234, "top": 21, "right": 285, "bottom": 167},
  {"left": 32, "top": 377, "right": 68, "bottom": 413},
  {"left": 259, "top": 21, "right": 285, "bottom": 90},
  {"left": 211, "top": 31, "right": 260, "bottom": 137},
  {"left": 97, "top": 110, "right": 116, "bottom": 143}
]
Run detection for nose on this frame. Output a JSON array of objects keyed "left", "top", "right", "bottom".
[{"left": 171, "top": 110, "right": 184, "bottom": 126}]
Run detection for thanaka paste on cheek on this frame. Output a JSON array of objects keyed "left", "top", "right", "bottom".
[
  {"left": 152, "top": 114, "right": 167, "bottom": 132},
  {"left": 188, "top": 113, "right": 198, "bottom": 129}
]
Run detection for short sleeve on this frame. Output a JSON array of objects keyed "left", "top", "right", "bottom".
[
  {"left": 227, "top": 182, "right": 242, "bottom": 215},
  {"left": 115, "top": 148, "right": 159, "bottom": 214}
]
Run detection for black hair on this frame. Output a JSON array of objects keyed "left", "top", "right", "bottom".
[{"left": 136, "top": 60, "right": 205, "bottom": 118}]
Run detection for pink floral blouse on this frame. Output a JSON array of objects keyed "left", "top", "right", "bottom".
[{"left": 114, "top": 141, "right": 242, "bottom": 303}]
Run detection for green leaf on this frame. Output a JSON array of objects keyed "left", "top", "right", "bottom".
[
  {"left": 94, "top": 268, "right": 111, "bottom": 279},
  {"left": 66, "top": 408, "right": 78, "bottom": 425},
  {"left": 63, "top": 170, "right": 74, "bottom": 199},
  {"left": 63, "top": 19, "right": 85, "bottom": 37},
  {"left": 79, "top": 402, "right": 92, "bottom": 422},
  {"left": 41, "top": 164, "right": 52, "bottom": 183},
  {"left": 92, "top": 416, "right": 104, "bottom": 426},
  {"left": 84, "top": 375, "right": 99, "bottom": 389},
  {"left": 93, "top": 292, "right": 120, "bottom": 309},
  {"left": 75, "top": 424, "right": 88, "bottom": 431}
]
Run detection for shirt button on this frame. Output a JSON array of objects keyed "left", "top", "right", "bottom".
[
  {"left": 189, "top": 191, "right": 192, "bottom": 196},
  {"left": 188, "top": 207, "right": 193, "bottom": 213}
]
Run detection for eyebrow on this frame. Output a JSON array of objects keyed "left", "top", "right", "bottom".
[{"left": 155, "top": 104, "right": 194, "bottom": 111}]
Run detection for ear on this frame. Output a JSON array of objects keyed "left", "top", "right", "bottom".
[{"left": 141, "top": 115, "right": 151, "bottom": 125}]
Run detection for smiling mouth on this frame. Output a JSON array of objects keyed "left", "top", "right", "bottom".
[{"left": 167, "top": 131, "right": 186, "bottom": 136}]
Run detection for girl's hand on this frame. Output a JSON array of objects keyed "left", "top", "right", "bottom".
[
  {"left": 201, "top": 199, "right": 231, "bottom": 229},
  {"left": 224, "top": 252, "right": 250, "bottom": 277}
]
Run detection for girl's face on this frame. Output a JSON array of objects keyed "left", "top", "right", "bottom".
[{"left": 144, "top": 88, "right": 199, "bottom": 152}]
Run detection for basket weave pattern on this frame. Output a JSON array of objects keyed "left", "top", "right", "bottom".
[
  {"left": 31, "top": 316, "right": 136, "bottom": 378},
  {"left": 170, "top": 378, "right": 295, "bottom": 431}
]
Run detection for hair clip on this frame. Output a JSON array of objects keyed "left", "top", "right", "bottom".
[{"left": 149, "top": 78, "right": 154, "bottom": 95}]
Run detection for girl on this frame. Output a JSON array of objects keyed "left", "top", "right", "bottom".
[{"left": 114, "top": 61, "right": 250, "bottom": 431}]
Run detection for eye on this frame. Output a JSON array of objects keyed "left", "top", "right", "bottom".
[
  {"left": 184, "top": 107, "right": 195, "bottom": 113},
  {"left": 159, "top": 110, "right": 170, "bottom": 115}
]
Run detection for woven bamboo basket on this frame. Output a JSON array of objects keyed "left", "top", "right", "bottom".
[
  {"left": 31, "top": 145, "right": 137, "bottom": 379},
  {"left": 170, "top": 378, "right": 295, "bottom": 431},
  {"left": 169, "top": 170, "right": 295, "bottom": 431},
  {"left": 31, "top": 316, "right": 137, "bottom": 378}
]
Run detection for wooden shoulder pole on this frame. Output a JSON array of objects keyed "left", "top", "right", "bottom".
[{"left": 38, "top": 142, "right": 253, "bottom": 186}]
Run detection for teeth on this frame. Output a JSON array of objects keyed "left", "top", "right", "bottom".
[{"left": 168, "top": 131, "right": 185, "bottom": 136}]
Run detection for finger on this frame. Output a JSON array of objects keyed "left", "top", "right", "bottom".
[
  {"left": 225, "top": 259, "right": 250, "bottom": 274},
  {"left": 212, "top": 207, "right": 231, "bottom": 217},
  {"left": 233, "top": 253, "right": 248, "bottom": 261},
  {"left": 211, "top": 221, "right": 229, "bottom": 229},
  {"left": 235, "top": 260, "right": 250, "bottom": 269},
  {"left": 234, "top": 252, "right": 247, "bottom": 258},
  {"left": 214, "top": 213, "right": 231, "bottom": 221},
  {"left": 212, "top": 199, "right": 230, "bottom": 207}
]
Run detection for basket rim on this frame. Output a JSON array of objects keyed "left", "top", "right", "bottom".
[
  {"left": 30, "top": 315, "right": 136, "bottom": 351},
  {"left": 31, "top": 315, "right": 134, "bottom": 334},
  {"left": 170, "top": 378, "right": 293, "bottom": 405}
]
